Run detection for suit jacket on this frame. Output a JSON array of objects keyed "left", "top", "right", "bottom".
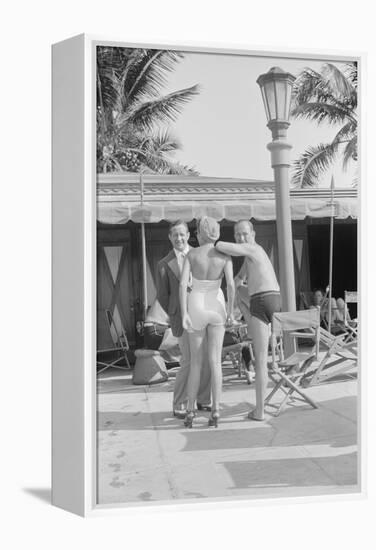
[{"left": 156, "top": 248, "right": 189, "bottom": 338}]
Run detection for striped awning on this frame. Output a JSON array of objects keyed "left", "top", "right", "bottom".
[
  {"left": 97, "top": 197, "right": 357, "bottom": 224},
  {"left": 96, "top": 174, "right": 358, "bottom": 224}
]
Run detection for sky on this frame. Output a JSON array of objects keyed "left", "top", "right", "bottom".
[{"left": 160, "top": 51, "right": 357, "bottom": 187}]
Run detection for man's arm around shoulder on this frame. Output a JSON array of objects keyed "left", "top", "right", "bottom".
[{"left": 216, "top": 241, "right": 253, "bottom": 257}]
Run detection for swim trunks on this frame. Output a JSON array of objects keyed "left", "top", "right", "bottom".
[
  {"left": 188, "top": 277, "right": 227, "bottom": 331},
  {"left": 249, "top": 291, "right": 281, "bottom": 325}
]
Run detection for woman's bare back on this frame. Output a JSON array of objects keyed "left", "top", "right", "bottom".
[{"left": 188, "top": 245, "right": 229, "bottom": 280}]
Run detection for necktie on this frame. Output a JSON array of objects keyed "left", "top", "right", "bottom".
[{"left": 178, "top": 252, "right": 186, "bottom": 273}]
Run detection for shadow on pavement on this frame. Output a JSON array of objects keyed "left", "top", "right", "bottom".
[
  {"left": 97, "top": 401, "right": 252, "bottom": 432},
  {"left": 221, "top": 451, "right": 358, "bottom": 489},
  {"left": 97, "top": 395, "right": 357, "bottom": 454}
]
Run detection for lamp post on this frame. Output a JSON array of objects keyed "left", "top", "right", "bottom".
[{"left": 257, "top": 67, "right": 296, "bottom": 312}]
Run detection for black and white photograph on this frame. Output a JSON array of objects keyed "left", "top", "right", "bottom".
[
  {"left": 95, "top": 44, "right": 359, "bottom": 506},
  {"left": 6, "top": 0, "right": 376, "bottom": 544}
]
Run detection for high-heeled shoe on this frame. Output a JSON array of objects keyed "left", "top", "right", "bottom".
[
  {"left": 197, "top": 403, "right": 212, "bottom": 412},
  {"left": 208, "top": 411, "right": 220, "bottom": 428},
  {"left": 184, "top": 410, "right": 196, "bottom": 429}
]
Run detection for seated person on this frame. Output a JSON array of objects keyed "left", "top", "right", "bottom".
[
  {"left": 143, "top": 298, "right": 181, "bottom": 365},
  {"left": 310, "top": 288, "right": 333, "bottom": 328},
  {"left": 324, "top": 297, "right": 345, "bottom": 334},
  {"left": 143, "top": 298, "right": 169, "bottom": 350},
  {"left": 324, "top": 297, "right": 341, "bottom": 323},
  {"left": 336, "top": 297, "right": 352, "bottom": 324},
  {"left": 158, "top": 327, "right": 181, "bottom": 365},
  {"left": 312, "top": 292, "right": 345, "bottom": 334}
]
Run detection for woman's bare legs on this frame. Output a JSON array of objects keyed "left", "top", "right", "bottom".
[
  {"left": 187, "top": 329, "right": 205, "bottom": 412},
  {"left": 249, "top": 316, "right": 270, "bottom": 420},
  {"left": 207, "top": 325, "right": 225, "bottom": 412}
]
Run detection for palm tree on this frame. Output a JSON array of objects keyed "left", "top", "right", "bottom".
[
  {"left": 290, "top": 62, "right": 357, "bottom": 188},
  {"left": 97, "top": 46, "right": 200, "bottom": 175}
]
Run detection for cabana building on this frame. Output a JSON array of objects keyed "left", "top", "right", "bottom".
[{"left": 97, "top": 174, "right": 358, "bottom": 349}]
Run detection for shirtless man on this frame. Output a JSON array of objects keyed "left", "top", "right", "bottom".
[{"left": 215, "top": 220, "right": 281, "bottom": 420}]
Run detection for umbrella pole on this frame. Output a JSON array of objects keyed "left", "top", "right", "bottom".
[
  {"left": 328, "top": 176, "right": 335, "bottom": 331},
  {"left": 140, "top": 173, "right": 148, "bottom": 318},
  {"left": 141, "top": 222, "right": 148, "bottom": 318}
]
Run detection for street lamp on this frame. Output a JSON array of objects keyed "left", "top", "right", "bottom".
[{"left": 257, "top": 67, "right": 296, "bottom": 312}]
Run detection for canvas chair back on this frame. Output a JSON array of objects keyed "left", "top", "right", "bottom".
[
  {"left": 106, "top": 309, "right": 129, "bottom": 351},
  {"left": 271, "top": 307, "right": 321, "bottom": 363},
  {"left": 344, "top": 291, "right": 357, "bottom": 325},
  {"left": 271, "top": 307, "right": 320, "bottom": 363},
  {"left": 97, "top": 309, "right": 131, "bottom": 374}
]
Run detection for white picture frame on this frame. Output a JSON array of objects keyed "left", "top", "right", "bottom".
[{"left": 52, "top": 34, "right": 364, "bottom": 517}]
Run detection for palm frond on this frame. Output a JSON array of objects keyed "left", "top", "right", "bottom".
[
  {"left": 96, "top": 46, "right": 201, "bottom": 176},
  {"left": 139, "top": 157, "right": 198, "bottom": 176},
  {"left": 291, "top": 62, "right": 358, "bottom": 187},
  {"left": 291, "top": 142, "right": 339, "bottom": 188},
  {"left": 123, "top": 85, "right": 201, "bottom": 131},
  {"left": 343, "top": 135, "right": 358, "bottom": 168},
  {"left": 321, "top": 63, "right": 356, "bottom": 101},
  {"left": 292, "top": 68, "right": 337, "bottom": 107},
  {"left": 143, "top": 154, "right": 199, "bottom": 175},
  {"left": 344, "top": 62, "right": 358, "bottom": 89},
  {"left": 123, "top": 49, "right": 185, "bottom": 106},
  {"left": 143, "top": 129, "right": 182, "bottom": 155},
  {"left": 351, "top": 169, "right": 359, "bottom": 187},
  {"left": 97, "top": 46, "right": 135, "bottom": 72},
  {"left": 97, "top": 68, "right": 121, "bottom": 113},
  {"left": 291, "top": 102, "right": 354, "bottom": 125},
  {"left": 292, "top": 63, "right": 357, "bottom": 112},
  {"left": 332, "top": 121, "right": 357, "bottom": 146}
]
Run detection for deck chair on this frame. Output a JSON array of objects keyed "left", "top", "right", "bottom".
[
  {"left": 343, "top": 291, "right": 358, "bottom": 343},
  {"left": 222, "top": 323, "right": 255, "bottom": 384},
  {"left": 97, "top": 309, "right": 132, "bottom": 375},
  {"left": 264, "top": 308, "right": 320, "bottom": 416},
  {"left": 300, "top": 327, "right": 357, "bottom": 386}
]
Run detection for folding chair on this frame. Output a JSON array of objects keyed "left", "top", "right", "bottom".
[
  {"left": 343, "top": 291, "right": 358, "bottom": 343},
  {"left": 300, "top": 327, "right": 357, "bottom": 386},
  {"left": 97, "top": 309, "right": 132, "bottom": 375},
  {"left": 222, "top": 323, "right": 255, "bottom": 384},
  {"left": 264, "top": 308, "right": 320, "bottom": 416}
]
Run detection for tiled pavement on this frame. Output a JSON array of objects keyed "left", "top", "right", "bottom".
[{"left": 96, "top": 365, "right": 358, "bottom": 506}]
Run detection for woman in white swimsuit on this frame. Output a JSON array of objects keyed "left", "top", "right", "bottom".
[{"left": 179, "top": 217, "right": 235, "bottom": 428}]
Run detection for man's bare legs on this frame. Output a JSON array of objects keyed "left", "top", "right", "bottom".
[
  {"left": 236, "top": 286, "right": 255, "bottom": 383},
  {"left": 236, "top": 286, "right": 253, "bottom": 339},
  {"left": 249, "top": 316, "right": 270, "bottom": 420},
  {"left": 207, "top": 325, "right": 225, "bottom": 413}
]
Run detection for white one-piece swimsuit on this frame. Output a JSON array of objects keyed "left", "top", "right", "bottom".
[{"left": 188, "top": 277, "right": 227, "bottom": 331}]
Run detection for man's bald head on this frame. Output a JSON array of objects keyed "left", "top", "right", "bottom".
[{"left": 234, "top": 220, "right": 255, "bottom": 244}]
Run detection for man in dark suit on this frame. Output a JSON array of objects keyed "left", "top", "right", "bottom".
[{"left": 156, "top": 220, "right": 211, "bottom": 418}]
